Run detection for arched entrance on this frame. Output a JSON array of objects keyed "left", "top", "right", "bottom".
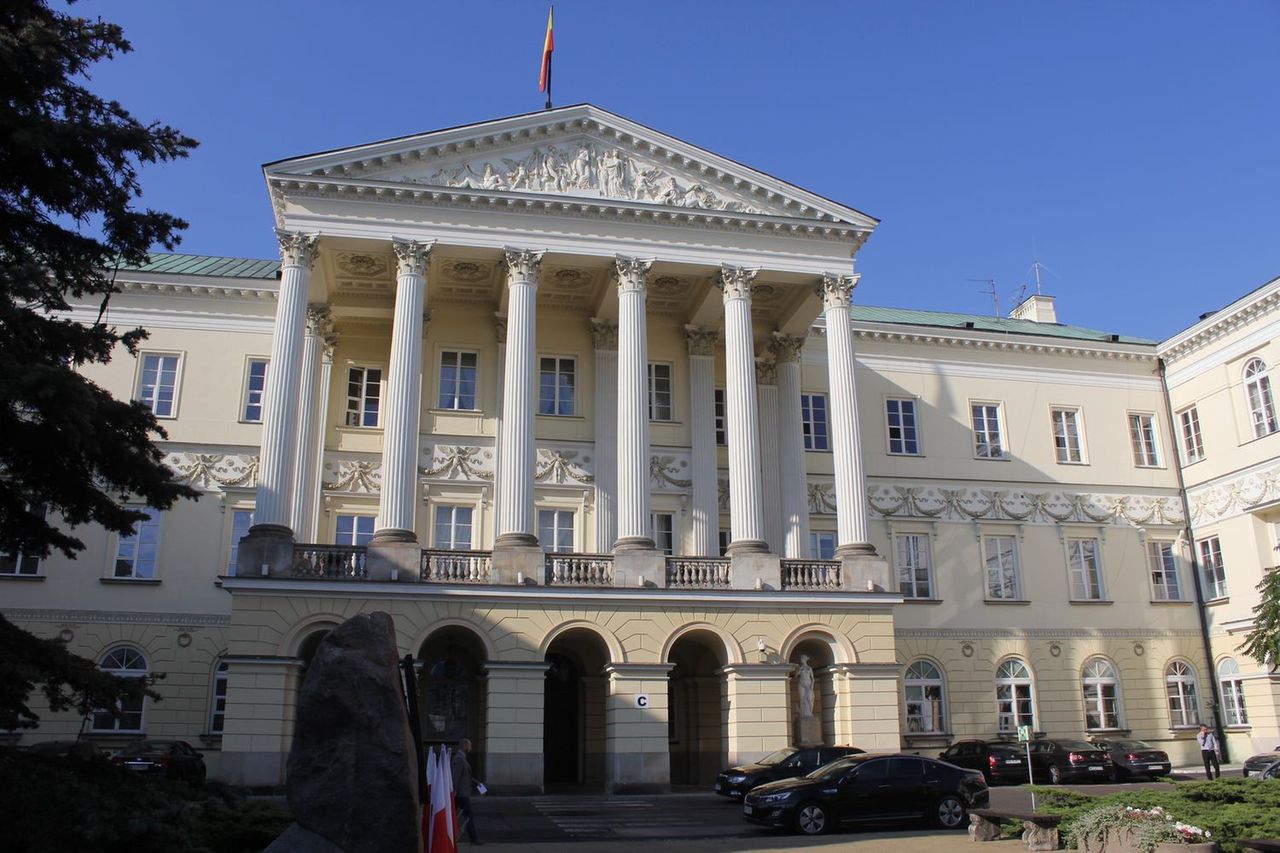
[
  {"left": 667, "top": 631, "right": 727, "bottom": 786},
  {"left": 790, "top": 636, "right": 837, "bottom": 746},
  {"left": 544, "top": 628, "right": 609, "bottom": 789},
  {"left": 419, "top": 626, "right": 487, "bottom": 780}
]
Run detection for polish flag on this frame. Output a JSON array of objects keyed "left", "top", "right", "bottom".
[{"left": 426, "top": 747, "right": 457, "bottom": 853}]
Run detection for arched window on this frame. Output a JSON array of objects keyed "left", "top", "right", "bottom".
[
  {"left": 1218, "top": 658, "right": 1248, "bottom": 727},
  {"left": 1082, "top": 658, "right": 1122, "bottom": 730},
  {"left": 903, "top": 660, "right": 946, "bottom": 733},
  {"left": 995, "top": 658, "right": 1035, "bottom": 733},
  {"left": 91, "top": 646, "right": 148, "bottom": 732},
  {"left": 1165, "top": 660, "right": 1200, "bottom": 727},
  {"left": 1244, "top": 358, "right": 1278, "bottom": 438},
  {"left": 208, "top": 660, "right": 229, "bottom": 734}
]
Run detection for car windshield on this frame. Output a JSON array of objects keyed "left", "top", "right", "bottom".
[
  {"left": 990, "top": 745, "right": 1022, "bottom": 756},
  {"left": 757, "top": 748, "right": 798, "bottom": 766},
  {"left": 806, "top": 757, "right": 862, "bottom": 781},
  {"left": 1108, "top": 740, "right": 1150, "bottom": 750},
  {"left": 1057, "top": 740, "right": 1097, "bottom": 751}
]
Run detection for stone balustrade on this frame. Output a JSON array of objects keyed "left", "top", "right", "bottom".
[
  {"left": 665, "top": 557, "right": 731, "bottom": 588},
  {"left": 545, "top": 554, "right": 614, "bottom": 586},
  {"left": 420, "top": 550, "right": 493, "bottom": 583},
  {"left": 292, "top": 545, "right": 368, "bottom": 579},
  {"left": 781, "top": 559, "right": 842, "bottom": 590}
]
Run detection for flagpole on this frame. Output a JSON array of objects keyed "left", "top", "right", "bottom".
[{"left": 545, "top": 58, "right": 552, "bottom": 111}]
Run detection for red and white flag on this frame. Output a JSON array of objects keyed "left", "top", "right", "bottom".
[{"left": 426, "top": 746, "right": 457, "bottom": 853}]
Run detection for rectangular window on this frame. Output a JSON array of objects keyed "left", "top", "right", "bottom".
[
  {"left": 1179, "top": 406, "right": 1205, "bottom": 463},
  {"left": 114, "top": 511, "right": 161, "bottom": 579},
  {"left": 1051, "top": 407, "right": 1085, "bottom": 463},
  {"left": 226, "top": 509, "right": 254, "bottom": 576},
  {"left": 1128, "top": 413, "right": 1160, "bottom": 467},
  {"left": 433, "top": 505, "right": 474, "bottom": 550},
  {"left": 137, "top": 353, "right": 180, "bottom": 418},
  {"left": 972, "top": 403, "right": 1005, "bottom": 459},
  {"left": 713, "top": 389, "right": 727, "bottom": 446},
  {"left": 983, "top": 535, "right": 1021, "bottom": 599},
  {"left": 895, "top": 533, "right": 932, "bottom": 598},
  {"left": 438, "top": 351, "right": 478, "bottom": 410},
  {"left": 209, "top": 662, "right": 228, "bottom": 734},
  {"left": 538, "top": 509, "right": 575, "bottom": 553},
  {"left": 650, "top": 512, "right": 674, "bottom": 555},
  {"left": 718, "top": 529, "right": 730, "bottom": 557},
  {"left": 335, "top": 514, "right": 375, "bottom": 547},
  {"left": 886, "top": 398, "right": 920, "bottom": 455},
  {"left": 242, "top": 358, "right": 268, "bottom": 422},
  {"left": 538, "top": 356, "right": 576, "bottom": 416},
  {"left": 801, "top": 394, "right": 830, "bottom": 451},
  {"left": 1198, "top": 536, "right": 1227, "bottom": 599},
  {"left": 647, "top": 363, "right": 673, "bottom": 421},
  {"left": 345, "top": 366, "right": 382, "bottom": 427},
  {"left": 1, "top": 504, "right": 46, "bottom": 575},
  {"left": 810, "top": 531, "right": 836, "bottom": 560},
  {"left": 1148, "top": 541, "right": 1182, "bottom": 600},
  {"left": 1067, "top": 538, "right": 1105, "bottom": 600}
]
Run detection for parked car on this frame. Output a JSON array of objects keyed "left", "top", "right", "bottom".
[
  {"left": 1242, "top": 747, "right": 1280, "bottom": 777},
  {"left": 1256, "top": 759, "right": 1280, "bottom": 780},
  {"left": 24, "top": 740, "right": 109, "bottom": 761},
  {"left": 1027, "top": 738, "right": 1112, "bottom": 784},
  {"left": 110, "top": 739, "right": 206, "bottom": 784},
  {"left": 742, "top": 753, "right": 989, "bottom": 835},
  {"left": 1089, "top": 738, "right": 1171, "bottom": 781},
  {"left": 715, "top": 745, "right": 863, "bottom": 798},
  {"left": 938, "top": 739, "right": 1029, "bottom": 785}
]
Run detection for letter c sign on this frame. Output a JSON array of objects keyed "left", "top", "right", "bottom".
[{"left": 635, "top": 694, "right": 650, "bottom": 709}]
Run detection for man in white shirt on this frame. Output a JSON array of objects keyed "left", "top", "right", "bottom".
[{"left": 1196, "top": 724, "right": 1220, "bottom": 779}]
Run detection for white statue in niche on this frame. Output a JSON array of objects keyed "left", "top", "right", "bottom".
[{"left": 796, "top": 654, "right": 816, "bottom": 718}]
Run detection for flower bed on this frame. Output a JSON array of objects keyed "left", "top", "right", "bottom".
[{"left": 1074, "top": 804, "right": 1213, "bottom": 852}]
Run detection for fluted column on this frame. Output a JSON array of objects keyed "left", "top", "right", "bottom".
[
  {"left": 772, "top": 334, "right": 810, "bottom": 558},
  {"left": 614, "top": 256, "right": 655, "bottom": 551},
  {"left": 819, "top": 272, "right": 876, "bottom": 556},
  {"left": 591, "top": 319, "right": 619, "bottom": 552},
  {"left": 686, "top": 327, "right": 719, "bottom": 556},
  {"left": 374, "top": 238, "right": 433, "bottom": 542},
  {"left": 494, "top": 249, "right": 543, "bottom": 547},
  {"left": 756, "top": 358, "right": 782, "bottom": 554},
  {"left": 719, "top": 265, "right": 768, "bottom": 554},
  {"left": 290, "top": 305, "right": 335, "bottom": 541},
  {"left": 251, "top": 230, "right": 317, "bottom": 534}
]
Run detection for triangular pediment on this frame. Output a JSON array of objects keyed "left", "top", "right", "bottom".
[{"left": 265, "top": 104, "right": 876, "bottom": 227}]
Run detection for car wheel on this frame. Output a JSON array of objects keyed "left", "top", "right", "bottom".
[
  {"left": 1107, "top": 766, "right": 1124, "bottom": 783},
  {"left": 795, "top": 802, "right": 829, "bottom": 835},
  {"left": 1048, "top": 765, "right": 1063, "bottom": 785},
  {"left": 935, "top": 795, "right": 967, "bottom": 829}
]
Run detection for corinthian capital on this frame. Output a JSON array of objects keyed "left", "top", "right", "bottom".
[
  {"left": 613, "top": 255, "right": 654, "bottom": 295},
  {"left": 305, "top": 303, "right": 335, "bottom": 338},
  {"left": 684, "top": 325, "right": 718, "bottom": 357},
  {"left": 755, "top": 358, "right": 778, "bottom": 385},
  {"left": 392, "top": 238, "right": 434, "bottom": 278},
  {"left": 589, "top": 318, "right": 618, "bottom": 351},
  {"left": 503, "top": 247, "right": 545, "bottom": 286},
  {"left": 276, "top": 230, "right": 319, "bottom": 270},
  {"left": 770, "top": 332, "right": 806, "bottom": 363},
  {"left": 718, "top": 264, "right": 758, "bottom": 302},
  {"left": 816, "top": 272, "right": 860, "bottom": 311}
]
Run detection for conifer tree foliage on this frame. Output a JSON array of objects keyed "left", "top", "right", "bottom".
[
  {"left": 0, "top": 1, "right": 200, "bottom": 559},
  {"left": 1242, "top": 568, "right": 1280, "bottom": 673}
]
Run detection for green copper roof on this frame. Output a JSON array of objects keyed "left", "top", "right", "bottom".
[
  {"left": 851, "top": 304, "right": 1155, "bottom": 346},
  {"left": 120, "top": 253, "right": 280, "bottom": 280}
]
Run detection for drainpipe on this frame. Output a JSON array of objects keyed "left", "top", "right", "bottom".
[{"left": 1157, "top": 356, "right": 1229, "bottom": 763}]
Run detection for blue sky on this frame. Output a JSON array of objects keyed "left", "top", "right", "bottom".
[{"left": 79, "top": 1, "right": 1279, "bottom": 341}]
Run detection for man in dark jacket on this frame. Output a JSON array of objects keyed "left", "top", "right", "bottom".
[{"left": 451, "top": 738, "right": 483, "bottom": 844}]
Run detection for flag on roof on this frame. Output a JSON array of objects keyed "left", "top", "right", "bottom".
[{"left": 539, "top": 7, "right": 555, "bottom": 107}]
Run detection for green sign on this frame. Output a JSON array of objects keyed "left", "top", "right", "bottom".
[{"left": 1017, "top": 725, "right": 1032, "bottom": 742}]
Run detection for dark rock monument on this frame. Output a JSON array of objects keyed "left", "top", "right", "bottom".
[{"left": 265, "top": 611, "right": 421, "bottom": 853}]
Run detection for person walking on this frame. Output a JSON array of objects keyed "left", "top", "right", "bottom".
[
  {"left": 1197, "top": 724, "right": 1220, "bottom": 779},
  {"left": 451, "top": 738, "right": 484, "bottom": 845}
]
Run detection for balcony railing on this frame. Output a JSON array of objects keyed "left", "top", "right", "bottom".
[
  {"left": 421, "top": 550, "right": 492, "bottom": 583},
  {"left": 666, "top": 557, "right": 731, "bottom": 589},
  {"left": 781, "top": 559, "right": 841, "bottom": 590},
  {"left": 292, "top": 545, "right": 368, "bottom": 580},
  {"left": 546, "top": 553, "right": 614, "bottom": 586}
]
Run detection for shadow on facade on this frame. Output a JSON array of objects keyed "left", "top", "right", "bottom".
[
  {"left": 668, "top": 629, "right": 728, "bottom": 786},
  {"left": 544, "top": 628, "right": 609, "bottom": 790},
  {"left": 419, "top": 626, "right": 487, "bottom": 781}
]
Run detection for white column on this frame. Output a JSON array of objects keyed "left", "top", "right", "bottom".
[
  {"left": 818, "top": 272, "right": 876, "bottom": 556},
  {"left": 756, "top": 359, "right": 782, "bottom": 554},
  {"left": 591, "top": 319, "right": 619, "bottom": 553},
  {"left": 719, "top": 265, "right": 767, "bottom": 554},
  {"left": 290, "top": 305, "right": 334, "bottom": 541},
  {"left": 772, "top": 334, "right": 811, "bottom": 558},
  {"left": 614, "top": 256, "right": 655, "bottom": 551},
  {"left": 491, "top": 313, "right": 507, "bottom": 546},
  {"left": 494, "top": 248, "right": 543, "bottom": 547},
  {"left": 252, "top": 230, "right": 317, "bottom": 533},
  {"left": 374, "top": 238, "right": 433, "bottom": 542},
  {"left": 686, "top": 327, "right": 719, "bottom": 557}
]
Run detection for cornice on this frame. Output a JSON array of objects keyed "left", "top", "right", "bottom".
[
  {"left": 2, "top": 608, "right": 230, "bottom": 627},
  {"left": 840, "top": 351, "right": 1162, "bottom": 391},
  {"left": 849, "top": 321, "right": 1158, "bottom": 362},
  {"left": 113, "top": 277, "right": 278, "bottom": 301},
  {"left": 896, "top": 627, "right": 1202, "bottom": 640},
  {"left": 1159, "top": 275, "right": 1280, "bottom": 365}
]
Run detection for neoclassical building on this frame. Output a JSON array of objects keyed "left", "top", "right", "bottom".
[{"left": 3, "top": 105, "right": 1276, "bottom": 791}]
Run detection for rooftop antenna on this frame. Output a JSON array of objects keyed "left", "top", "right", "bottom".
[
  {"left": 1030, "top": 258, "right": 1045, "bottom": 295},
  {"left": 968, "top": 278, "right": 999, "bottom": 317}
]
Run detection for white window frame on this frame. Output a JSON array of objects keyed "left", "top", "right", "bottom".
[
  {"left": 335, "top": 514, "right": 376, "bottom": 547},
  {"left": 647, "top": 362, "right": 674, "bottom": 422},
  {"left": 209, "top": 660, "right": 229, "bottom": 734},
  {"left": 886, "top": 397, "right": 922, "bottom": 456},
  {"left": 135, "top": 351, "right": 183, "bottom": 419},
  {"left": 91, "top": 646, "right": 148, "bottom": 732},
  {"left": 113, "top": 510, "right": 161, "bottom": 579},
  {"left": 1, "top": 503, "right": 45, "bottom": 576},
  {"left": 894, "top": 533, "right": 933, "bottom": 598},
  {"left": 1165, "top": 660, "right": 1201, "bottom": 728},
  {"left": 538, "top": 355, "right": 577, "bottom": 416},
  {"left": 1178, "top": 405, "right": 1205, "bottom": 464},
  {"left": 650, "top": 512, "right": 675, "bottom": 556},
  {"left": 538, "top": 508, "right": 576, "bottom": 553},
  {"left": 1066, "top": 537, "right": 1105, "bottom": 601},
  {"left": 809, "top": 530, "right": 836, "bottom": 560},
  {"left": 1218, "top": 658, "right": 1248, "bottom": 727},
  {"left": 1198, "top": 535, "right": 1228, "bottom": 600},
  {"left": 903, "top": 660, "right": 946, "bottom": 734},
  {"left": 1244, "top": 357, "right": 1279, "bottom": 439},
  {"left": 995, "top": 658, "right": 1036, "bottom": 733},
  {"left": 1128, "top": 411, "right": 1161, "bottom": 467},
  {"left": 971, "top": 401, "right": 1006, "bottom": 459},
  {"left": 240, "top": 357, "right": 269, "bottom": 423},
  {"left": 1050, "top": 406, "right": 1086, "bottom": 464},
  {"left": 713, "top": 389, "right": 727, "bottom": 446},
  {"left": 226, "top": 508, "right": 254, "bottom": 576},
  {"left": 1082, "top": 657, "right": 1122, "bottom": 731},
  {"left": 432, "top": 504, "right": 475, "bottom": 551},
  {"left": 344, "top": 364, "right": 384, "bottom": 428},
  {"left": 438, "top": 350, "right": 479, "bottom": 411},
  {"left": 1147, "top": 540, "right": 1182, "bottom": 601},
  {"left": 801, "top": 393, "right": 830, "bottom": 451},
  {"left": 982, "top": 534, "right": 1022, "bottom": 600}
]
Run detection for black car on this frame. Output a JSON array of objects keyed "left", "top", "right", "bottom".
[
  {"left": 1089, "top": 738, "right": 1171, "bottom": 781},
  {"left": 938, "top": 739, "right": 1029, "bottom": 785},
  {"left": 715, "top": 745, "right": 864, "bottom": 799},
  {"left": 742, "top": 753, "right": 989, "bottom": 835},
  {"left": 1242, "top": 747, "right": 1280, "bottom": 777},
  {"left": 25, "top": 740, "right": 109, "bottom": 761},
  {"left": 111, "top": 739, "right": 206, "bottom": 784},
  {"left": 1256, "top": 760, "right": 1280, "bottom": 781},
  {"left": 1027, "top": 738, "right": 1112, "bottom": 784}
]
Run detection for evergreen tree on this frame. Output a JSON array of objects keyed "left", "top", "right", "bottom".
[
  {"left": 1242, "top": 568, "right": 1280, "bottom": 673},
  {"left": 0, "top": 0, "right": 199, "bottom": 559}
]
